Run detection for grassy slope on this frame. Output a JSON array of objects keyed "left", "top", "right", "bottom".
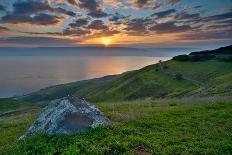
[
  {"left": 20, "top": 75, "right": 116, "bottom": 102},
  {"left": 20, "top": 60, "right": 232, "bottom": 103},
  {"left": 165, "top": 61, "right": 232, "bottom": 95},
  {"left": 1, "top": 98, "right": 231, "bottom": 154},
  {"left": 0, "top": 99, "right": 35, "bottom": 114},
  {"left": 0, "top": 99, "right": 41, "bottom": 154}
]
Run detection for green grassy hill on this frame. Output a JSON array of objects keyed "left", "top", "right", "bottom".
[
  {"left": 1, "top": 98, "right": 231, "bottom": 154},
  {"left": 19, "top": 45, "right": 232, "bottom": 103}
]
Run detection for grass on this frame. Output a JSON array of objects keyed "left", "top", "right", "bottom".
[
  {"left": 0, "top": 113, "right": 38, "bottom": 154},
  {"left": 1, "top": 98, "right": 232, "bottom": 154},
  {"left": 0, "top": 99, "right": 34, "bottom": 114}
]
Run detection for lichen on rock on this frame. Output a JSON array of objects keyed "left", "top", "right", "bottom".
[{"left": 19, "top": 97, "right": 109, "bottom": 140}]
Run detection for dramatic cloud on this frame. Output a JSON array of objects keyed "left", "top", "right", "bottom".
[
  {"left": 124, "top": 18, "right": 152, "bottom": 33},
  {"left": 69, "top": 18, "right": 89, "bottom": 28},
  {"left": 88, "top": 20, "right": 108, "bottom": 30},
  {"left": 151, "top": 9, "right": 176, "bottom": 18},
  {"left": 12, "top": 1, "right": 75, "bottom": 16},
  {"left": 136, "top": 0, "right": 153, "bottom": 8},
  {"left": 1, "top": 13, "right": 61, "bottom": 25},
  {"left": 0, "top": 1, "right": 76, "bottom": 25},
  {"left": 78, "top": 0, "right": 108, "bottom": 18},
  {"left": 165, "top": 0, "right": 181, "bottom": 6},
  {"left": 206, "top": 11, "right": 232, "bottom": 21},
  {"left": 78, "top": 0, "right": 99, "bottom": 10},
  {"left": 0, "top": 0, "right": 231, "bottom": 46},
  {"left": 109, "top": 12, "right": 128, "bottom": 22},
  {"left": 63, "top": 28, "right": 90, "bottom": 36},
  {"left": 179, "top": 30, "right": 232, "bottom": 40},
  {"left": 0, "top": 36, "right": 77, "bottom": 46},
  {"left": 88, "top": 10, "right": 108, "bottom": 18},
  {"left": 150, "top": 21, "right": 192, "bottom": 34},
  {"left": 131, "top": 0, "right": 162, "bottom": 9}
]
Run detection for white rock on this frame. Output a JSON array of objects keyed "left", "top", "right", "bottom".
[{"left": 19, "top": 97, "right": 109, "bottom": 140}]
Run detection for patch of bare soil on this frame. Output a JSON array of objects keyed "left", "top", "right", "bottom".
[{"left": 131, "top": 146, "right": 151, "bottom": 155}]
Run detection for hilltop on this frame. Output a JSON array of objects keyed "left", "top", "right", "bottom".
[{"left": 19, "top": 45, "right": 232, "bottom": 103}]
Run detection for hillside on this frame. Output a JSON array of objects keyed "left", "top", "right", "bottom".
[
  {"left": 1, "top": 98, "right": 232, "bottom": 154},
  {"left": 19, "top": 45, "right": 232, "bottom": 103}
]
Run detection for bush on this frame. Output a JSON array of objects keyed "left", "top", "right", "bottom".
[
  {"left": 190, "top": 54, "right": 215, "bottom": 61},
  {"left": 173, "top": 73, "right": 183, "bottom": 80},
  {"left": 173, "top": 55, "right": 189, "bottom": 61}
]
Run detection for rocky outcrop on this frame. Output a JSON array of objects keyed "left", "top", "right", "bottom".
[{"left": 19, "top": 97, "right": 109, "bottom": 140}]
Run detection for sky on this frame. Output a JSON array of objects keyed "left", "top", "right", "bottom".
[{"left": 0, "top": 0, "right": 231, "bottom": 48}]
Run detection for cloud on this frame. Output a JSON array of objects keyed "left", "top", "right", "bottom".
[
  {"left": 103, "top": 0, "right": 122, "bottom": 7},
  {"left": 0, "top": 1, "right": 77, "bottom": 25},
  {"left": 66, "top": 0, "right": 77, "bottom": 5},
  {"left": 1, "top": 0, "right": 77, "bottom": 25},
  {"left": 90, "top": 29, "right": 119, "bottom": 37},
  {"left": 12, "top": 1, "right": 75, "bottom": 16},
  {"left": 124, "top": 18, "right": 153, "bottom": 35},
  {"left": 136, "top": 0, "right": 153, "bottom": 8},
  {"left": 151, "top": 9, "right": 176, "bottom": 18},
  {"left": 130, "top": 0, "right": 180, "bottom": 10},
  {"left": 149, "top": 21, "right": 192, "bottom": 34},
  {"left": 63, "top": 28, "right": 90, "bottom": 36},
  {"left": 0, "top": 4, "right": 5, "bottom": 11},
  {"left": 78, "top": 0, "right": 108, "bottom": 18},
  {"left": 109, "top": 12, "right": 129, "bottom": 22},
  {"left": 69, "top": 18, "right": 89, "bottom": 28},
  {"left": 132, "top": 0, "right": 162, "bottom": 10},
  {"left": 206, "top": 11, "right": 232, "bottom": 21},
  {"left": 178, "top": 30, "right": 232, "bottom": 40},
  {"left": 1, "top": 13, "right": 61, "bottom": 25},
  {"left": 88, "top": 10, "right": 108, "bottom": 18},
  {"left": 177, "top": 12, "right": 200, "bottom": 20},
  {"left": 0, "top": 36, "right": 78, "bottom": 46},
  {"left": 165, "top": 0, "right": 181, "bottom": 6},
  {"left": 88, "top": 20, "right": 108, "bottom": 30},
  {"left": 0, "top": 0, "right": 232, "bottom": 45},
  {"left": 78, "top": 0, "right": 99, "bottom": 10}
]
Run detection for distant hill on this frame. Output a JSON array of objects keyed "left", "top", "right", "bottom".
[
  {"left": 173, "top": 45, "right": 232, "bottom": 62},
  {"left": 18, "top": 45, "right": 232, "bottom": 103}
]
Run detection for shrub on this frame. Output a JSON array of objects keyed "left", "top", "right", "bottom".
[
  {"left": 173, "top": 73, "right": 183, "bottom": 80},
  {"left": 173, "top": 55, "right": 189, "bottom": 61}
]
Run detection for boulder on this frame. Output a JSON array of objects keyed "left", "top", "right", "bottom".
[{"left": 19, "top": 97, "right": 109, "bottom": 140}]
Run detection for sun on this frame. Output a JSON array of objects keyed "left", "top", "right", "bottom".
[{"left": 101, "top": 37, "right": 112, "bottom": 47}]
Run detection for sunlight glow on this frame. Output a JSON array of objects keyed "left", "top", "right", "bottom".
[{"left": 101, "top": 37, "right": 112, "bottom": 47}]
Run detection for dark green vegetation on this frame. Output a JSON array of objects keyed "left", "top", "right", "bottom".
[
  {"left": 19, "top": 45, "right": 232, "bottom": 103},
  {"left": 1, "top": 98, "right": 232, "bottom": 154},
  {"left": 173, "top": 45, "right": 232, "bottom": 62}
]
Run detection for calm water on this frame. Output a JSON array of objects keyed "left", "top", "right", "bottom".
[{"left": 0, "top": 47, "right": 193, "bottom": 98}]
